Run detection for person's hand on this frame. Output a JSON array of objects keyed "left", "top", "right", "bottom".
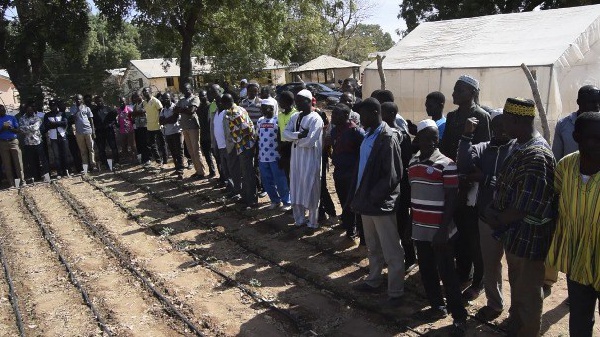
[
  {"left": 483, "top": 204, "right": 503, "bottom": 229},
  {"left": 466, "top": 166, "right": 484, "bottom": 182},
  {"left": 432, "top": 227, "right": 449, "bottom": 252},
  {"left": 298, "top": 128, "right": 309, "bottom": 139},
  {"left": 407, "top": 120, "right": 417, "bottom": 136},
  {"left": 2, "top": 121, "right": 11, "bottom": 130},
  {"left": 92, "top": 133, "right": 96, "bottom": 140},
  {"left": 463, "top": 117, "right": 478, "bottom": 135}
]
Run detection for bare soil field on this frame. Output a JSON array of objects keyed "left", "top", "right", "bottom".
[{"left": 0, "top": 161, "right": 595, "bottom": 336}]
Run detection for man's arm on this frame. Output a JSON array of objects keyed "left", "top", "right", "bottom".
[
  {"left": 433, "top": 187, "right": 458, "bottom": 250},
  {"left": 551, "top": 122, "right": 563, "bottom": 160}
]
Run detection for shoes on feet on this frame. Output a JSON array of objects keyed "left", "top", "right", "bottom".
[
  {"left": 352, "top": 282, "right": 382, "bottom": 293},
  {"left": 475, "top": 306, "right": 502, "bottom": 322},
  {"left": 258, "top": 191, "right": 268, "bottom": 198},
  {"left": 380, "top": 296, "right": 404, "bottom": 309},
  {"left": 543, "top": 284, "right": 552, "bottom": 298},
  {"left": 281, "top": 204, "right": 292, "bottom": 211},
  {"left": 268, "top": 202, "right": 282, "bottom": 210},
  {"left": 450, "top": 321, "right": 467, "bottom": 337},
  {"left": 190, "top": 173, "right": 206, "bottom": 180},
  {"left": 462, "top": 285, "right": 483, "bottom": 301},
  {"left": 405, "top": 263, "right": 417, "bottom": 274}
]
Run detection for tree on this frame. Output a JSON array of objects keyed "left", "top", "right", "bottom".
[
  {"left": 95, "top": 0, "right": 320, "bottom": 91},
  {"left": 399, "top": 0, "right": 600, "bottom": 33},
  {"left": 43, "top": 15, "right": 141, "bottom": 100},
  {"left": 342, "top": 24, "right": 394, "bottom": 63},
  {"left": 0, "top": 0, "right": 90, "bottom": 106},
  {"left": 322, "top": 0, "right": 373, "bottom": 57}
]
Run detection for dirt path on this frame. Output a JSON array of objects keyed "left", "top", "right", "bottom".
[
  {"left": 0, "top": 190, "right": 100, "bottom": 336},
  {"left": 0, "top": 241, "right": 19, "bottom": 337},
  {"left": 23, "top": 185, "right": 189, "bottom": 337}
]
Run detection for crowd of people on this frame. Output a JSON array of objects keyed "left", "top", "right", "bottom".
[{"left": 0, "top": 75, "right": 599, "bottom": 337}]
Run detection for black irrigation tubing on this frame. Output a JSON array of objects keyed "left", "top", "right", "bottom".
[
  {"left": 136, "top": 169, "right": 508, "bottom": 334},
  {"left": 49, "top": 182, "right": 207, "bottom": 337},
  {"left": 19, "top": 190, "right": 114, "bottom": 337},
  {"left": 83, "top": 176, "right": 317, "bottom": 336},
  {"left": 0, "top": 239, "right": 26, "bottom": 337},
  {"left": 107, "top": 170, "right": 427, "bottom": 337}
]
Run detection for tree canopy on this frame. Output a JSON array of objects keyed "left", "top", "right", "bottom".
[{"left": 399, "top": 0, "right": 600, "bottom": 33}]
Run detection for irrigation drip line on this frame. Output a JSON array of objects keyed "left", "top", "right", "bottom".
[
  {"left": 50, "top": 182, "right": 207, "bottom": 337},
  {"left": 83, "top": 176, "right": 315, "bottom": 336},
  {"left": 20, "top": 191, "right": 114, "bottom": 337},
  {"left": 121, "top": 168, "right": 507, "bottom": 334},
  {"left": 104, "top": 171, "right": 429, "bottom": 336},
  {"left": 0, "top": 239, "right": 26, "bottom": 337}
]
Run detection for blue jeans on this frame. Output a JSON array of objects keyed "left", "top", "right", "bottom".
[{"left": 259, "top": 161, "right": 290, "bottom": 205}]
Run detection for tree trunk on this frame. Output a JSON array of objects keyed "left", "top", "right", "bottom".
[
  {"left": 179, "top": 32, "right": 193, "bottom": 92},
  {"left": 521, "top": 63, "right": 551, "bottom": 142}
]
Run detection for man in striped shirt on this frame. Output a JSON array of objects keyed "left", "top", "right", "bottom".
[
  {"left": 546, "top": 111, "right": 600, "bottom": 337},
  {"left": 484, "top": 98, "right": 555, "bottom": 337},
  {"left": 409, "top": 119, "right": 467, "bottom": 337}
]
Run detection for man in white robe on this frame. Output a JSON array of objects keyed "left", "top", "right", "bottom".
[{"left": 283, "top": 89, "right": 323, "bottom": 228}]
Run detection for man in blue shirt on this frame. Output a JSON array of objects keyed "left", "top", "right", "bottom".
[
  {"left": 426, "top": 91, "right": 447, "bottom": 140},
  {"left": 349, "top": 98, "right": 405, "bottom": 308},
  {"left": 0, "top": 105, "right": 24, "bottom": 186}
]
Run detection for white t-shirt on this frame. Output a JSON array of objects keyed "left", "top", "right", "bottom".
[
  {"left": 257, "top": 116, "right": 279, "bottom": 163},
  {"left": 214, "top": 110, "right": 227, "bottom": 149},
  {"left": 46, "top": 115, "right": 66, "bottom": 140},
  {"left": 159, "top": 105, "right": 181, "bottom": 136}
]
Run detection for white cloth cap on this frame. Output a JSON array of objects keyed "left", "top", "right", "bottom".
[
  {"left": 241, "top": 79, "right": 248, "bottom": 84},
  {"left": 458, "top": 75, "right": 480, "bottom": 90},
  {"left": 297, "top": 89, "right": 313, "bottom": 101},
  {"left": 417, "top": 119, "right": 438, "bottom": 133},
  {"left": 261, "top": 99, "right": 274, "bottom": 106},
  {"left": 490, "top": 108, "right": 503, "bottom": 120}
]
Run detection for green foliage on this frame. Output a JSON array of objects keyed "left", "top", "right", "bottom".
[
  {"left": 399, "top": 0, "right": 600, "bottom": 33},
  {"left": 342, "top": 24, "right": 394, "bottom": 63},
  {"left": 0, "top": 0, "right": 90, "bottom": 105},
  {"left": 43, "top": 15, "right": 141, "bottom": 101}
]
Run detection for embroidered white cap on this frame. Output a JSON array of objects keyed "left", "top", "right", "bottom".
[
  {"left": 296, "top": 89, "right": 313, "bottom": 101},
  {"left": 240, "top": 79, "right": 248, "bottom": 84},
  {"left": 490, "top": 108, "right": 503, "bottom": 120},
  {"left": 261, "top": 99, "right": 274, "bottom": 106},
  {"left": 458, "top": 75, "right": 480, "bottom": 90},
  {"left": 417, "top": 119, "right": 438, "bottom": 133}
]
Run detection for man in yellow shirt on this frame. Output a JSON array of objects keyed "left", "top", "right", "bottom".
[
  {"left": 546, "top": 111, "right": 600, "bottom": 337},
  {"left": 142, "top": 87, "right": 166, "bottom": 165}
]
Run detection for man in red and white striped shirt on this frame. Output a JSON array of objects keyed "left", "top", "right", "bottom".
[{"left": 408, "top": 119, "right": 468, "bottom": 336}]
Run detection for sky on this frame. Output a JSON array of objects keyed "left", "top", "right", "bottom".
[{"left": 365, "top": 0, "right": 406, "bottom": 42}]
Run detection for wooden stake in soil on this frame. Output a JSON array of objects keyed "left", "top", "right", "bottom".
[
  {"left": 376, "top": 54, "right": 386, "bottom": 90},
  {"left": 521, "top": 63, "right": 551, "bottom": 142}
]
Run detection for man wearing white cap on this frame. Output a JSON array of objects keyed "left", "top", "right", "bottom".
[
  {"left": 256, "top": 99, "right": 291, "bottom": 210},
  {"left": 283, "top": 89, "right": 323, "bottom": 228},
  {"left": 456, "top": 109, "right": 517, "bottom": 321},
  {"left": 440, "top": 74, "right": 491, "bottom": 297},
  {"left": 409, "top": 119, "right": 468, "bottom": 336},
  {"left": 239, "top": 79, "right": 248, "bottom": 101}
]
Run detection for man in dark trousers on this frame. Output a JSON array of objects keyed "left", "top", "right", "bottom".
[
  {"left": 440, "top": 75, "right": 491, "bottom": 299},
  {"left": 92, "top": 96, "right": 119, "bottom": 170},
  {"left": 349, "top": 98, "right": 405, "bottom": 308},
  {"left": 198, "top": 89, "right": 217, "bottom": 177},
  {"left": 330, "top": 103, "right": 365, "bottom": 243}
]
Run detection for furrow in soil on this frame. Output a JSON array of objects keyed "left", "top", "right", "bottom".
[
  {"left": 23, "top": 185, "right": 191, "bottom": 337},
  {"left": 0, "top": 190, "right": 101, "bottom": 337}
]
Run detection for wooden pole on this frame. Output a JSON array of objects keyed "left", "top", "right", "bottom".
[
  {"left": 376, "top": 54, "right": 386, "bottom": 90},
  {"left": 521, "top": 63, "right": 551, "bottom": 142}
]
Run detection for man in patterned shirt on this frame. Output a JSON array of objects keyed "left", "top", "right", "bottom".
[
  {"left": 220, "top": 94, "right": 257, "bottom": 208},
  {"left": 19, "top": 104, "right": 50, "bottom": 182},
  {"left": 484, "top": 98, "right": 556, "bottom": 337},
  {"left": 256, "top": 99, "right": 290, "bottom": 210}
]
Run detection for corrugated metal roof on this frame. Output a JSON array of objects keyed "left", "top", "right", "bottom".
[
  {"left": 290, "top": 55, "right": 360, "bottom": 73},
  {"left": 130, "top": 58, "right": 212, "bottom": 79}
]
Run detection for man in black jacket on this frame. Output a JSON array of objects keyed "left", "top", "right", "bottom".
[
  {"left": 349, "top": 98, "right": 405, "bottom": 307},
  {"left": 92, "top": 96, "right": 119, "bottom": 169}
]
